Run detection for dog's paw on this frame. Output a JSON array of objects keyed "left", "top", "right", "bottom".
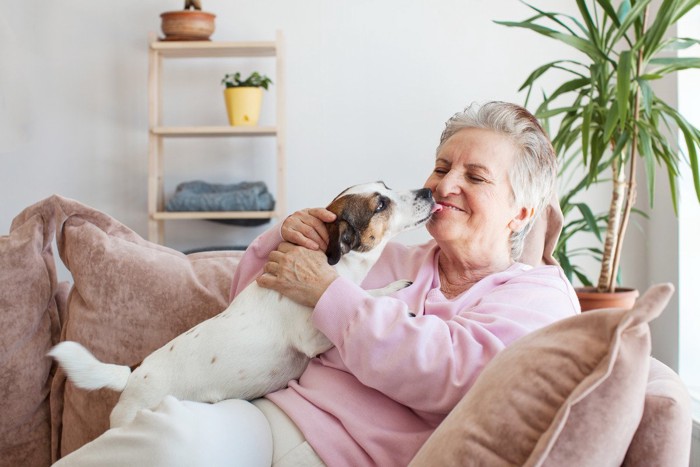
[{"left": 367, "top": 280, "right": 412, "bottom": 297}]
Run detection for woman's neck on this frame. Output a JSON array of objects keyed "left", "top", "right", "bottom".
[{"left": 437, "top": 249, "right": 513, "bottom": 299}]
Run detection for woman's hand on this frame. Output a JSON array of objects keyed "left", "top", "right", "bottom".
[
  {"left": 256, "top": 242, "right": 339, "bottom": 307},
  {"left": 281, "top": 208, "right": 337, "bottom": 251}
]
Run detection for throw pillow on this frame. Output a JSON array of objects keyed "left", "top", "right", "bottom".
[
  {"left": 409, "top": 283, "right": 674, "bottom": 467},
  {"left": 13, "top": 195, "right": 243, "bottom": 459},
  {"left": 0, "top": 208, "right": 61, "bottom": 466}
]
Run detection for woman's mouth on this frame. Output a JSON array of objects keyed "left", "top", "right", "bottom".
[{"left": 435, "top": 202, "right": 464, "bottom": 213}]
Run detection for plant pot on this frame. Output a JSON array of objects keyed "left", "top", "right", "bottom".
[
  {"left": 160, "top": 11, "right": 216, "bottom": 41},
  {"left": 224, "top": 87, "right": 263, "bottom": 126},
  {"left": 575, "top": 287, "right": 640, "bottom": 312}
]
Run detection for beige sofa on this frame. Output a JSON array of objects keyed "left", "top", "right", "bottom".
[{"left": 0, "top": 195, "right": 693, "bottom": 466}]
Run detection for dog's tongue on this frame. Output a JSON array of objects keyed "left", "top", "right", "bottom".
[{"left": 431, "top": 204, "right": 443, "bottom": 213}]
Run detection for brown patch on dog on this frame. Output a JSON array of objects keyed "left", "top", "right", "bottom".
[{"left": 211, "top": 356, "right": 217, "bottom": 364}]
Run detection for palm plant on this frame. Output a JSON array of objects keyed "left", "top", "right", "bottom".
[{"left": 497, "top": 0, "right": 700, "bottom": 293}]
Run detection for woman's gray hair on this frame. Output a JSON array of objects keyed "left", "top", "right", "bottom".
[{"left": 437, "top": 101, "right": 557, "bottom": 261}]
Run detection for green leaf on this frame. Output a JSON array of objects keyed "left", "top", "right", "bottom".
[
  {"left": 603, "top": 100, "right": 620, "bottom": 142},
  {"left": 517, "top": 60, "right": 577, "bottom": 92},
  {"left": 666, "top": 162, "right": 680, "bottom": 214},
  {"left": 616, "top": 51, "right": 633, "bottom": 125},
  {"left": 548, "top": 77, "right": 591, "bottom": 101},
  {"left": 519, "top": 2, "right": 583, "bottom": 37},
  {"left": 557, "top": 253, "right": 574, "bottom": 282},
  {"left": 575, "top": 202, "right": 603, "bottom": 240},
  {"left": 672, "top": 0, "right": 700, "bottom": 23},
  {"left": 536, "top": 106, "right": 581, "bottom": 118},
  {"left": 661, "top": 37, "right": 700, "bottom": 51},
  {"left": 643, "top": 0, "right": 677, "bottom": 56},
  {"left": 638, "top": 79, "right": 654, "bottom": 114},
  {"left": 617, "top": 0, "right": 632, "bottom": 22},
  {"left": 576, "top": 0, "right": 601, "bottom": 48},
  {"left": 582, "top": 102, "right": 593, "bottom": 164},
  {"left": 573, "top": 268, "right": 593, "bottom": 287},
  {"left": 649, "top": 57, "right": 700, "bottom": 75},
  {"left": 638, "top": 125, "right": 656, "bottom": 207},
  {"left": 658, "top": 102, "right": 700, "bottom": 202},
  {"left": 595, "top": 0, "right": 622, "bottom": 27},
  {"left": 495, "top": 20, "right": 603, "bottom": 61},
  {"left": 611, "top": 0, "right": 653, "bottom": 46},
  {"left": 638, "top": 73, "right": 664, "bottom": 80}
]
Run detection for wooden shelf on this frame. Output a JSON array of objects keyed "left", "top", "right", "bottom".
[
  {"left": 152, "top": 211, "right": 276, "bottom": 220},
  {"left": 150, "top": 40, "right": 276, "bottom": 58},
  {"left": 147, "top": 31, "right": 286, "bottom": 245},
  {"left": 151, "top": 126, "right": 277, "bottom": 137}
]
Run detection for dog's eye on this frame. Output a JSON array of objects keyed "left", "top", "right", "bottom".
[{"left": 375, "top": 196, "right": 388, "bottom": 213}]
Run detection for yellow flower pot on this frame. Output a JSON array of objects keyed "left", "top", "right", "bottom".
[{"left": 224, "top": 87, "right": 263, "bottom": 126}]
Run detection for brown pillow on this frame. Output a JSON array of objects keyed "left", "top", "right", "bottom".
[
  {"left": 409, "top": 283, "right": 675, "bottom": 467},
  {"left": 0, "top": 209, "right": 61, "bottom": 466},
  {"left": 11, "top": 195, "right": 243, "bottom": 460}
]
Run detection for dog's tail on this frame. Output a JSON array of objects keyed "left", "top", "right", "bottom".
[{"left": 48, "top": 341, "right": 131, "bottom": 392}]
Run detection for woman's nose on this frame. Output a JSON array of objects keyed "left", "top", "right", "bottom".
[{"left": 434, "top": 171, "right": 462, "bottom": 197}]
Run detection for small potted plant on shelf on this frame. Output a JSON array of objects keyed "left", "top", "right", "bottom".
[
  {"left": 160, "top": 0, "right": 216, "bottom": 41},
  {"left": 497, "top": 0, "right": 700, "bottom": 310},
  {"left": 221, "top": 72, "right": 273, "bottom": 126}
]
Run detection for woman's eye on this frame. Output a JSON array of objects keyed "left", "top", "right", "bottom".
[
  {"left": 469, "top": 176, "right": 485, "bottom": 183},
  {"left": 433, "top": 168, "right": 448, "bottom": 175}
]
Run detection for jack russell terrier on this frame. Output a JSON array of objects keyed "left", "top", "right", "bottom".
[{"left": 49, "top": 181, "right": 439, "bottom": 427}]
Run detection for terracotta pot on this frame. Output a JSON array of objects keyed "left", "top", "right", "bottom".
[
  {"left": 575, "top": 287, "right": 639, "bottom": 312},
  {"left": 160, "top": 11, "right": 216, "bottom": 41}
]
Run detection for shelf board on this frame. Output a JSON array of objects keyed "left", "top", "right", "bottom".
[
  {"left": 151, "top": 40, "right": 276, "bottom": 58},
  {"left": 152, "top": 211, "right": 276, "bottom": 220},
  {"left": 151, "top": 126, "right": 277, "bottom": 137}
]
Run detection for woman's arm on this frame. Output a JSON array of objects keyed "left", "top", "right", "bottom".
[{"left": 312, "top": 266, "right": 578, "bottom": 415}]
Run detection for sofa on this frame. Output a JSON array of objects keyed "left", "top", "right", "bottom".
[{"left": 0, "top": 195, "right": 693, "bottom": 466}]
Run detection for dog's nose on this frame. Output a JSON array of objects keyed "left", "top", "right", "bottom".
[{"left": 415, "top": 188, "right": 433, "bottom": 200}]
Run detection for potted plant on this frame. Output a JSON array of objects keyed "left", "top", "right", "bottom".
[
  {"left": 221, "top": 72, "right": 273, "bottom": 126},
  {"left": 497, "top": 0, "right": 700, "bottom": 310},
  {"left": 160, "top": 0, "right": 216, "bottom": 41}
]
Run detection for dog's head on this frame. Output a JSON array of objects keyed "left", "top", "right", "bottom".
[{"left": 324, "top": 181, "right": 436, "bottom": 265}]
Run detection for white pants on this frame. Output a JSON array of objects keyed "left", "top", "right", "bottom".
[{"left": 53, "top": 396, "right": 325, "bottom": 467}]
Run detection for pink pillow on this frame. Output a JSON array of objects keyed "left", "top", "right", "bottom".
[
  {"left": 8, "top": 195, "right": 243, "bottom": 460},
  {"left": 409, "top": 284, "right": 675, "bottom": 467},
  {"left": 0, "top": 209, "right": 61, "bottom": 466}
]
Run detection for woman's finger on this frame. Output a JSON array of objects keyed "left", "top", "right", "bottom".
[{"left": 282, "top": 208, "right": 335, "bottom": 250}]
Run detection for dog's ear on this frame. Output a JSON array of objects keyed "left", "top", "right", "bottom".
[{"left": 326, "top": 219, "right": 359, "bottom": 265}]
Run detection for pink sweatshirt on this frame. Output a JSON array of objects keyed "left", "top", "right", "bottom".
[{"left": 230, "top": 224, "right": 580, "bottom": 467}]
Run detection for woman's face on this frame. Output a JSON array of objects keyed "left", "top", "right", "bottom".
[{"left": 424, "top": 127, "right": 529, "bottom": 257}]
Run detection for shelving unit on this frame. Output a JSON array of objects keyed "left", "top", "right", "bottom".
[{"left": 147, "top": 31, "right": 285, "bottom": 245}]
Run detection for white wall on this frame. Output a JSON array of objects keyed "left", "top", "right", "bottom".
[
  {"left": 0, "top": 1, "right": 682, "bottom": 365},
  {"left": 0, "top": 0, "right": 583, "bottom": 251}
]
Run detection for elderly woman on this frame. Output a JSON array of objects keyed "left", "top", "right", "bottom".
[{"left": 54, "top": 102, "right": 579, "bottom": 467}]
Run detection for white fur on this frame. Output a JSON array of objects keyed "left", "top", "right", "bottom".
[{"left": 49, "top": 182, "right": 435, "bottom": 428}]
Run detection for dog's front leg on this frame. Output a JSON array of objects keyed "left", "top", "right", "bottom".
[{"left": 367, "top": 280, "right": 412, "bottom": 297}]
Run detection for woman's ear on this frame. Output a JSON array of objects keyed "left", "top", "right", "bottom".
[{"left": 508, "top": 207, "right": 534, "bottom": 233}]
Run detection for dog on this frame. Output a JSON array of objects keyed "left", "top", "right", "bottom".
[{"left": 49, "top": 182, "right": 437, "bottom": 428}]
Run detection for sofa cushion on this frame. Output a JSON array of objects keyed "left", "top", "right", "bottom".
[
  {"left": 9, "top": 195, "right": 244, "bottom": 460},
  {"left": 0, "top": 209, "right": 61, "bottom": 466},
  {"left": 409, "top": 283, "right": 675, "bottom": 467},
  {"left": 623, "top": 357, "right": 692, "bottom": 466}
]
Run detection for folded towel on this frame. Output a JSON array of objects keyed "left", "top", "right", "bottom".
[{"left": 166, "top": 180, "right": 275, "bottom": 226}]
